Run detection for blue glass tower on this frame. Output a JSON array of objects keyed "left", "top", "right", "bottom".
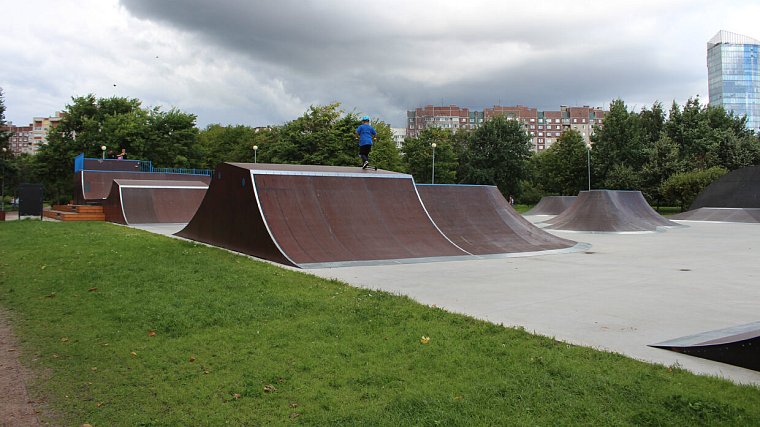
[{"left": 707, "top": 30, "right": 760, "bottom": 132}]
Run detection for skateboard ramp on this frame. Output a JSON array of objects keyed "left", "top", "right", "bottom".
[
  {"left": 651, "top": 321, "right": 760, "bottom": 372},
  {"left": 102, "top": 179, "right": 208, "bottom": 225},
  {"left": 670, "top": 207, "right": 760, "bottom": 223},
  {"left": 75, "top": 170, "right": 211, "bottom": 203},
  {"left": 176, "top": 163, "right": 471, "bottom": 268},
  {"left": 416, "top": 185, "right": 579, "bottom": 255},
  {"left": 525, "top": 196, "right": 577, "bottom": 216},
  {"left": 544, "top": 190, "right": 681, "bottom": 232},
  {"left": 690, "top": 165, "right": 760, "bottom": 210}
]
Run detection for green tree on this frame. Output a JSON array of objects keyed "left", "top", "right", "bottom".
[
  {"left": 402, "top": 128, "right": 457, "bottom": 183},
  {"left": 370, "top": 122, "right": 404, "bottom": 172},
  {"left": 198, "top": 124, "right": 259, "bottom": 168},
  {"left": 639, "top": 135, "right": 684, "bottom": 206},
  {"left": 459, "top": 116, "right": 532, "bottom": 198},
  {"left": 661, "top": 166, "right": 728, "bottom": 211},
  {"left": 590, "top": 99, "right": 646, "bottom": 189},
  {"left": 534, "top": 129, "right": 588, "bottom": 195},
  {"left": 0, "top": 87, "right": 10, "bottom": 151}
]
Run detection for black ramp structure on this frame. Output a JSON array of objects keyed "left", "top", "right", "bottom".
[
  {"left": 416, "top": 184, "right": 580, "bottom": 255},
  {"left": 525, "top": 195, "right": 577, "bottom": 216},
  {"left": 177, "top": 163, "right": 471, "bottom": 268},
  {"left": 544, "top": 190, "right": 681, "bottom": 233},
  {"left": 670, "top": 207, "right": 760, "bottom": 223},
  {"left": 651, "top": 321, "right": 760, "bottom": 372},
  {"left": 690, "top": 165, "right": 760, "bottom": 209}
]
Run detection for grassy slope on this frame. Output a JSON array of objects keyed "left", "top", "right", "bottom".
[{"left": 0, "top": 221, "right": 758, "bottom": 426}]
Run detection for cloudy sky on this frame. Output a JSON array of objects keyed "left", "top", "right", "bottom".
[{"left": 1, "top": 0, "right": 759, "bottom": 128}]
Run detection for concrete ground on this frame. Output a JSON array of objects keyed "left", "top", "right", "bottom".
[{"left": 133, "top": 219, "right": 760, "bottom": 385}]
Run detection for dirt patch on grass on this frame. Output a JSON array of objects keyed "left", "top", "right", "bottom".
[{"left": 0, "top": 310, "right": 41, "bottom": 426}]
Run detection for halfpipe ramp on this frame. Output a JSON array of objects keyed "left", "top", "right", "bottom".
[
  {"left": 525, "top": 195, "right": 577, "bottom": 216},
  {"left": 102, "top": 179, "right": 208, "bottom": 225}
]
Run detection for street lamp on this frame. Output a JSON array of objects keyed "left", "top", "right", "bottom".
[
  {"left": 586, "top": 143, "right": 592, "bottom": 191},
  {"left": 253, "top": 145, "right": 258, "bottom": 163},
  {"left": 1, "top": 147, "right": 6, "bottom": 212},
  {"left": 101, "top": 145, "right": 107, "bottom": 160},
  {"left": 431, "top": 143, "right": 437, "bottom": 184}
]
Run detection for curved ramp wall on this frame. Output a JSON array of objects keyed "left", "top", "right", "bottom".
[
  {"left": 525, "top": 195, "right": 577, "bottom": 216},
  {"left": 416, "top": 185, "right": 577, "bottom": 254},
  {"left": 690, "top": 165, "right": 760, "bottom": 210},
  {"left": 544, "top": 190, "right": 680, "bottom": 232},
  {"left": 75, "top": 170, "right": 211, "bottom": 203},
  {"left": 670, "top": 207, "right": 760, "bottom": 223},
  {"left": 177, "top": 163, "right": 470, "bottom": 268},
  {"left": 102, "top": 179, "right": 208, "bottom": 225}
]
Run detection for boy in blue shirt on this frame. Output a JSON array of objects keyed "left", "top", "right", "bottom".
[{"left": 355, "top": 115, "right": 377, "bottom": 169}]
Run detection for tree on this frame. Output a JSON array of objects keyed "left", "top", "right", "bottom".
[
  {"left": 590, "top": 99, "right": 646, "bottom": 189},
  {"left": 661, "top": 166, "right": 728, "bottom": 211},
  {"left": 0, "top": 87, "right": 10, "bottom": 151},
  {"left": 459, "top": 116, "right": 532, "bottom": 198},
  {"left": 639, "top": 135, "right": 684, "bottom": 206},
  {"left": 402, "top": 128, "right": 457, "bottom": 183},
  {"left": 534, "top": 129, "right": 588, "bottom": 195},
  {"left": 36, "top": 94, "right": 199, "bottom": 201},
  {"left": 370, "top": 122, "right": 404, "bottom": 172}
]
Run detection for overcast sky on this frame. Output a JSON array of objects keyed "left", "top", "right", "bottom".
[{"left": 2, "top": 0, "right": 759, "bottom": 128}]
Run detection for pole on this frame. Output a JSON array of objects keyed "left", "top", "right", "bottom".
[
  {"left": 1, "top": 148, "right": 5, "bottom": 212},
  {"left": 431, "top": 143, "right": 437, "bottom": 184},
  {"left": 587, "top": 145, "right": 591, "bottom": 191},
  {"left": 253, "top": 145, "right": 258, "bottom": 163}
]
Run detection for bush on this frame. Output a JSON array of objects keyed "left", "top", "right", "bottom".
[{"left": 660, "top": 166, "right": 728, "bottom": 211}]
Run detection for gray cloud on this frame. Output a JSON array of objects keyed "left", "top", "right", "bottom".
[{"left": 2, "top": 0, "right": 758, "bottom": 128}]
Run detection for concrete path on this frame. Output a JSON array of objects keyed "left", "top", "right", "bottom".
[{"left": 132, "top": 220, "right": 760, "bottom": 385}]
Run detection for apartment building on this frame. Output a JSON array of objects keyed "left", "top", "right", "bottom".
[
  {"left": 407, "top": 104, "right": 606, "bottom": 151},
  {"left": 31, "top": 111, "right": 64, "bottom": 150},
  {"left": 1, "top": 122, "right": 34, "bottom": 155}
]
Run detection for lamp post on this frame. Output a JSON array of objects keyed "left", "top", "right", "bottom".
[
  {"left": 586, "top": 143, "right": 591, "bottom": 191},
  {"left": 431, "top": 143, "right": 437, "bottom": 184},
  {"left": 253, "top": 145, "right": 258, "bottom": 163},
  {"left": 1, "top": 147, "right": 6, "bottom": 212},
  {"left": 101, "top": 145, "right": 107, "bottom": 160}
]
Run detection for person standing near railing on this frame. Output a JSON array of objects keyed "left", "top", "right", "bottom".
[{"left": 117, "top": 148, "right": 126, "bottom": 160}]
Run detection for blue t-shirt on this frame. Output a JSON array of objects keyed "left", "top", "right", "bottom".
[{"left": 356, "top": 123, "right": 377, "bottom": 146}]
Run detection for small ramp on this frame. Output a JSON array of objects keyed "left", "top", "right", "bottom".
[
  {"left": 543, "top": 190, "right": 682, "bottom": 233},
  {"left": 670, "top": 207, "right": 760, "bottom": 223},
  {"left": 103, "top": 179, "right": 208, "bottom": 225},
  {"left": 177, "top": 163, "right": 471, "bottom": 268},
  {"left": 525, "top": 195, "right": 577, "bottom": 216},
  {"left": 651, "top": 322, "right": 760, "bottom": 372},
  {"left": 417, "top": 184, "right": 580, "bottom": 255},
  {"left": 75, "top": 170, "right": 211, "bottom": 203}
]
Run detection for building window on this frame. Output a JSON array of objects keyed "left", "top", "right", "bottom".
[{"left": 530, "top": 118, "right": 535, "bottom": 122}]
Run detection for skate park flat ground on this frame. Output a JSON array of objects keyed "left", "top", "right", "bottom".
[{"left": 133, "top": 219, "right": 760, "bottom": 385}]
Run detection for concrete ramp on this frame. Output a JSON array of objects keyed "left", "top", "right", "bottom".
[
  {"left": 176, "top": 163, "right": 471, "bottom": 268},
  {"left": 544, "top": 190, "right": 681, "bottom": 232},
  {"left": 690, "top": 165, "right": 760, "bottom": 210},
  {"left": 103, "top": 179, "right": 208, "bottom": 225},
  {"left": 670, "top": 207, "right": 760, "bottom": 223},
  {"left": 651, "top": 322, "right": 760, "bottom": 372},
  {"left": 417, "top": 185, "right": 579, "bottom": 255},
  {"left": 525, "top": 195, "right": 577, "bottom": 216},
  {"left": 75, "top": 170, "right": 211, "bottom": 203}
]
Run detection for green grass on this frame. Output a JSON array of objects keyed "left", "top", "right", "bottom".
[
  {"left": 1, "top": 221, "right": 759, "bottom": 425},
  {"left": 513, "top": 203, "right": 532, "bottom": 214}
]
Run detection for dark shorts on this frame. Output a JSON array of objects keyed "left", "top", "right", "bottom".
[{"left": 359, "top": 145, "right": 372, "bottom": 156}]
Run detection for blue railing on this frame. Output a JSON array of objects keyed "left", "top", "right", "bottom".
[{"left": 74, "top": 153, "right": 211, "bottom": 176}]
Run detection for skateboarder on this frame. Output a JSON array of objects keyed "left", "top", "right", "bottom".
[{"left": 355, "top": 115, "right": 377, "bottom": 169}]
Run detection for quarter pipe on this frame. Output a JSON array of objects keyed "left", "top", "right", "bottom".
[
  {"left": 176, "top": 163, "right": 471, "bottom": 268},
  {"left": 690, "top": 165, "right": 760, "bottom": 210},
  {"left": 670, "top": 207, "right": 760, "bottom": 223},
  {"left": 75, "top": 170, "right": 211, "bottom": 203},
  {"left": 416, "top": 185, "right": 579, "bottom": 255},
  {"left": 102, "top": 179, "right": 208, "bottom": 225}
]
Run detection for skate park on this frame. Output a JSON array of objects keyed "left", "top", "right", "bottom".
[{"left": 100, "top": 159, "right": 760, "bottom": 386}]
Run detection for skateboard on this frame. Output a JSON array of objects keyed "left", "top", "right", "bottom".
[{"left": 362, "top": 164, "right": 378, "bottom": 171}]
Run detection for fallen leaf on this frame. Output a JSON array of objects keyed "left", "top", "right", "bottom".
[
  {"left": 61, "top": 337, "right": 69, "bottom": 343},
  {"left": 289, "top": 402, "right": 299, "bottom": 408},
  {"left": 45, "top": 292, "right": 56, "bottom": 298},
  {"left": 289, "top": 413, "right": 301, "bottom": 419},
  {"left": 233, "top": 393, "right": 241, "bottom": 399},
  {"left": 420, "top": 336, "right": 430, "bottom": 345},
  {"left": 82, "top": 424, "right": 93, "bottom": 427},
  {"left": 88, "top": 287, "right": 97, "bottom": 292},
  {"left": 40, "top": 265, "right": 47, "bottom": 270},
  {"left": 130, "top": 351, "right": 137, "bottom": 358},
  {"left": 148, "top": 331, "right": 156, "bottom": 337},
  {"left": 264, "top": 384, "right": 277, "bottom": 393},
  {"left": 91, "top": 367, "right": 97, "bottom": 372},
  {"left": 96, "top": 402, "right": 104, "bottom": 408},
  {"left": 189, "top": 355, "right": 196, "bottom": 363}
]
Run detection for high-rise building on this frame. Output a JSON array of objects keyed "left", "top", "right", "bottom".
[
  {"left": 707, "top": 30, "right": 760, "bottom": 132},
  {"left": 1, "top": 122, "right": 34, "bottom": 155},
  {"left": 407, "top": 104, "right": 605, "bottom": 151},
  {"left": 31, "top": 111, "right": 64, "bottom": 150}
]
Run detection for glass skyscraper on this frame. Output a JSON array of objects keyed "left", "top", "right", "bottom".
[{"left": 707, "top": 30, "right": 760, "bottom": 132}]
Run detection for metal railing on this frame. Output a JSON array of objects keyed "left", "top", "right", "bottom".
[{"left": 74, "top": 153, "right": 211, "bottom": 176}]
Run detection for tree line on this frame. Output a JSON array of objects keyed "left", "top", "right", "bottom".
[{"left": 1, "top": 91, "right": 759, "bottom": 208}]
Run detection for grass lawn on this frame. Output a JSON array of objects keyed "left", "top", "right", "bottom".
[{"left": 1, "top": 221, "right": 758, "bottom": 425}]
